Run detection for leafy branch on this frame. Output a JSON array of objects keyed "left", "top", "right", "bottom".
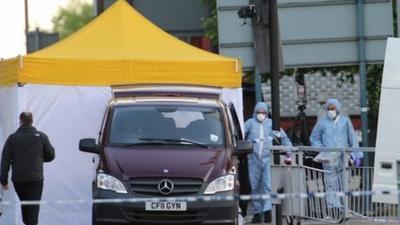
[{"left": 52, "top": 0, "right": 94, "bottom": 39}]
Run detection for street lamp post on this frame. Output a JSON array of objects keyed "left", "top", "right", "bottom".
[
  {"left": 268, "top": 0, "right": 281, "bottom": 151},
  {"left": 24, "top": 0, "right": 29, "bottom": 52}
]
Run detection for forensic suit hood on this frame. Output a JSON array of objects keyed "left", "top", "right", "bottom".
[
  {"left": 252, "top": 102, "right": 270, "bottom": 118},
  {"left": 325, "top": 98, "right": 342, "bottom": 112}
]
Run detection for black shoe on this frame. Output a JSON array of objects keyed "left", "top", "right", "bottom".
[
  {"left": 251, "top": 213, "right": 262, "bottom": 223},
  {"left": 263, "top": 210, "right": 272, "bottom": 223}
]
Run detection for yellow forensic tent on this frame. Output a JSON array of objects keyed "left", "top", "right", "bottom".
[{"left": 0, "top": 0, "right": 241, "bottom": 87}]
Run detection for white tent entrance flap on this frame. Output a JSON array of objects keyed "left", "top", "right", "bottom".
[
  {"left": 0, "top": 85, "right": 111, "bottom": 225},
  {"left": 0, "top": 85, "right": 243, "bottom": 225},
  {"left": 0, "top": 86, "right": 19, "bottom": 225}
]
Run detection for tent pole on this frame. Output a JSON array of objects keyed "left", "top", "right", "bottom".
[{"left": 24, "top": 0, "right": 29, "bottom": 52}]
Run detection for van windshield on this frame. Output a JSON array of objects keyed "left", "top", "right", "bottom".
[{"left": 108, "top": 105, "right": 224, "bottom": 148}]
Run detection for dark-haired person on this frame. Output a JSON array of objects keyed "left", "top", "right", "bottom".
[{"left": 0, "top": 112, "right": 55, "bottom": 225}]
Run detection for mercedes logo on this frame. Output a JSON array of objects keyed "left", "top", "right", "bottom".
[{"left": 158, "top": 179, "right": 174, "bottom": 195}]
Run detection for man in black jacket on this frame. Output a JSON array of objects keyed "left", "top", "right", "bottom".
[{"left": 0, "top": 112, "right": 55, "bottom": 225}]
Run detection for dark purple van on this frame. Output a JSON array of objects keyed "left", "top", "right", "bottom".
[{"left": 79, "top": 85, "right": 252, "bottom": 225}]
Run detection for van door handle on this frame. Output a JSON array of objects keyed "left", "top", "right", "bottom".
[{"left": 381, "top": 162, "right": 392, "bottom": 169}]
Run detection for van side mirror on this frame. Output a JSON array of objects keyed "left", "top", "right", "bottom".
[
  {"left": 234, "top": 140, "right": 253, "bottom": 156},
  {"left": 79, "top": 138, "right": 100, "bottom": 154}
]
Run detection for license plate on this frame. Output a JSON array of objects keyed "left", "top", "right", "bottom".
[{"left": 145, "top": 201, "right": 187, "bottom": 211}]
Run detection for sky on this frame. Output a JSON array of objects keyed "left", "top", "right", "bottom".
[{"left": 0, "top": 0, "right": 91, "bottom": 59}]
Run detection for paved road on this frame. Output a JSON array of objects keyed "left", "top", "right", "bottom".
[
  {"left": 241, "top": 206, "right": 397, "bottom": 225},
  {"left": 244, "top": 217, "right": 397, "bottom": 225},
  {"left": 301, "top": 220, "right": 398, "bottom": 225}
]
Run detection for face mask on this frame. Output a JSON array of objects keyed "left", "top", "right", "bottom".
[
  {"left": 327, "top": 110, "right": 337, "bottom": 119},
  {"left": 256, "top": 113, "right": 266, "bottom": 122}
]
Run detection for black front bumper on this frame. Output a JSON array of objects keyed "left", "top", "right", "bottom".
[{"left": 93, "top": 190, "right": 237, "bottom": 225}]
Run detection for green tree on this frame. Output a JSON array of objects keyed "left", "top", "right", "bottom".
[
  {"left": 366, "top": 64, "right": 383, "bottom": 145},
  {"left": 52, "top": 0, "right": 95, "bottom": 39},
  {"left": 201, "top": 0, "right": 218, "bottom": 49}
]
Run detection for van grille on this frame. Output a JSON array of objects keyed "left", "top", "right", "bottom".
[
  {"left": 121, "top": 208, "right": 208, "bottom": 223},
  {"left": 129, "top": 178, "right": 203, "bottom": 196}
]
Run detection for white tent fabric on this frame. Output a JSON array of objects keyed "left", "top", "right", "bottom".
[
  {"left": 221, "top": 88, "right": 244, "bottom": 136},
  {"left": 0, "top": 85, "right": 243, "bottom": 225},
  {"left": 0, "top": 86, "right": 19, "bottom": 225},
  {"left": 0, "top": 85, "right": 111, "bottom": 225}
]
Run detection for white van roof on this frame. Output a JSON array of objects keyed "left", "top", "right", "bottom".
[{"left": 111, "top": 84, "right": 222, "bottom": 100}]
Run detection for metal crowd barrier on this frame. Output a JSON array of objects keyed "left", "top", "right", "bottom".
[
  {"left": 1, "top": 146, "right": 399, "bottom": 225},
  {"left": 271, "top": 146, "right": 398, "bottom": 225}
]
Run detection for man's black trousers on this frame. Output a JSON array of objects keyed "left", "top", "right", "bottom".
[{"left": 14, "top": 181, "right": 43, "bottom": 225}]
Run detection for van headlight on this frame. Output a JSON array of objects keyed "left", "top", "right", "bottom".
[
  {"left": 204, "top": 175, "right": 235, "bottom": 195},
  {"left": 97, "top": 173, "right": 128, "bottom": 194}
]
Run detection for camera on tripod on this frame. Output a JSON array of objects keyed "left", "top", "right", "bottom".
[
  {"left": 295, "top": 73, "right": 307, "bottom": 110},
  {"left": 297, "top": 104, "right": 306, "bottom": 112},
  {"left": 289, "top": 72, "right": 310, "bottom": 146},
  {"left": 237, "top": 5, "right": 257, "bottom": 19}
]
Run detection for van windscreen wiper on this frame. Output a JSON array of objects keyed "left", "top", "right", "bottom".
[
  {"left": 139, "top": 138, "right": 210, "bottom": 149},
  {"left": 111, "top": 141, "right": 165, "bottom": 147}
]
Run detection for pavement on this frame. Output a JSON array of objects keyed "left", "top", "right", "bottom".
[
  {"left": 244, "top": 220, "right": 397, "bottom": 225},
  {"left": 301, "top": 220, "right": 398, "bottom": 225},
  {"left": 241, "top": 204, "right": 398, "bottom": 225},
  {"left": 242, "top": 215, "right": 397, "bottom": 225}
]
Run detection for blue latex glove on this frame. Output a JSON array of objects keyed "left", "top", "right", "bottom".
[
  {"left": 354, "top": 158, "right": 362, "bottom": 167},
  {"left": 284, "top": 154, "right": 292, "bottom": 165}
]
